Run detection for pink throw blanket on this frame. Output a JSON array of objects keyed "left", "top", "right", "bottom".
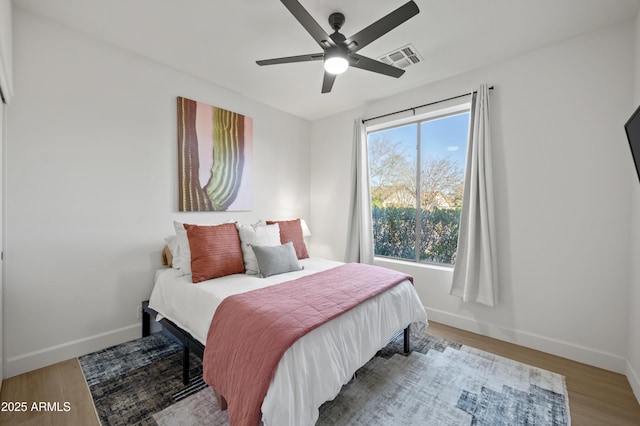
[{"left": 202, "top": 263, "right": 412, "bottom": 426}]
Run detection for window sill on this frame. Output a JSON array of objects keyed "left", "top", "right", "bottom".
[{"left": 374, "top": 257, "right": 454, "bottom": 272}]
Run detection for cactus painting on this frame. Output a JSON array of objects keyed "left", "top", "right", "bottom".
[{"left": 178, "top": 97, "right": 253, "bottom": 211}]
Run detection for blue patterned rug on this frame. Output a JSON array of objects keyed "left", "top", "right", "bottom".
[{"left": 79, "top": 331, "right": 570, "bottom": 425}]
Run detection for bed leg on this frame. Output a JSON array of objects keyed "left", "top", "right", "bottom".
[
  {"left": 182, "top": 346, "right": 190, "bottom": 385},
  {"left": 404, "top": 325, "right": 411, "bottom": 354},
  {"left": 213, "top": 387, "right": 228, "bottom": 411},
  {"left": 142, "top": 301, "right": 150, "bottom": 337}
]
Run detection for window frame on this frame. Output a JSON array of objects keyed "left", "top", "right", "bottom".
[{"left": 366, "top": 100, "right": 471, "bottom": 266}]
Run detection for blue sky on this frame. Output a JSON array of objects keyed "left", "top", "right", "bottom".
[{"left": 369, "top": 112, "right": 470, "bottom": 170}]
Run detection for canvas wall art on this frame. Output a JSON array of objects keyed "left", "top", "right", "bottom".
[{"left": 178, "top": 97, "right": 253, "bottom": 211}]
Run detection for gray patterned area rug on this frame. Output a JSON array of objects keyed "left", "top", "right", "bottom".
[{"left": 79, "top": 331, "right": 570, "bottom": 425}]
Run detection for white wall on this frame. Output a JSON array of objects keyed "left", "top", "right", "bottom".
[
  {"left": 4, "top": 9, "right": 311, "bottom": 377},
  {"left": 310, "top": 110, "right": 362, "bottom": 260},
  {"left": 0, "top": 0, "right": 11, "bottom": 391},
  {"left": 0, "top": 102, "right": 4, "bottom": 390},
  {"left": 310, "top": 20, "right": 635, "bottom": 374},
  {"left": 627, "top": 10, "right": 640, "bottom": 403}
]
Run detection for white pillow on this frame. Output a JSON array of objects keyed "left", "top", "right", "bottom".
[
  {"left": 163, "top": 235, "right": 180, "bottom": 268},
  {"left": 236, "top": 222, "right": 281, "bottom": 275},
  {"left": 172, "top": 221, "right": 192, "bottom": 275},
  {"left": 164, "top": 235, "right": 178, "bottom": 255}
]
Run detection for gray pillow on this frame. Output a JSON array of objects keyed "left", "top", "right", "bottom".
[{"left": 251, "top": 241, "right": 303, "bottom": 278}]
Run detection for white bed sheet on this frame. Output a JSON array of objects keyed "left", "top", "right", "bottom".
[{"left": 148, "top": 258, "right": 427, "bottom": 425}]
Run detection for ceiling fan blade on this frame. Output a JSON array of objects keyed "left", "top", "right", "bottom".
[
  {"left": 281, "top": 0, "right": 335, "bottom": 49},
  {"left": 344, "top": 1, "right": 419, "bottom": 53},
  {"left": 321, "top": 71, "right": 337, "bottom": 93},
  {"left": 257, "top": 53, "right": 324, "bottom": 66},
  {"left": 349, "top": 54, "right": 405, "bottom": 78}
]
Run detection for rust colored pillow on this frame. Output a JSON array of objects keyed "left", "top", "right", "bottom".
[
  {"left": 184, "top": 223, "right": 245, "bottom": 283},
  {"left": 266, "top": 218, "right": 309, "bottom": 259}
]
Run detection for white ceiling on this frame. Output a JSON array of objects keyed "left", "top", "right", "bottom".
[{"left": 13, "top": 0, "right": 640, "bottom": 121}]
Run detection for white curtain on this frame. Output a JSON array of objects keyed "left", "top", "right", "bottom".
[
  {"left": 0, "top": 0, "right": 13, "bottom": 103},
  {"left": 450, "top": 84, "right": 498, "bottom": 306},
  {"left": 345, "top": 119, "right": 375, "bottom": 264}
]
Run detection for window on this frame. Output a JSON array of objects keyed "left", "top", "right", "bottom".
[{"left": 367, "top": 105, "right": 470, "bottom": 265}]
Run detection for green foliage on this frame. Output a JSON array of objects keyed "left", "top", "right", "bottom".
[
  {"left": 420, "top": 208, "right": 461, "bottom": 264},
  {"left": 372, "top": 206, "right": 417, "bottom": 261},
  {"left": 372, "top": 206, "right": 461, "bottom": 265}
]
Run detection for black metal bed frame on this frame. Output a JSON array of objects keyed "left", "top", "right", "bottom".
[
  {"left": 141, "top": 300, "right": 411, "bottom": 386},
  {"left": 142, "top": 301, "right": 204, "bottom": 385}
]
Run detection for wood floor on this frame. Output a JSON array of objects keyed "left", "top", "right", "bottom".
[
  {"left": 1, "top": 321, "right": 639, "bottom": 425},
  {"left": 0, "top": 358, "right": 99, "bottom": 426}
]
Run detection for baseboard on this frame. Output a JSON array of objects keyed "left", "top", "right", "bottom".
[
  {"left": 426, "top": 307, "right": 628, "bottom": 374},
  {"left": 5, "top": 324, "right": 141, "bottom": 378},
  {"left": 627, "top": 359, "right": 640, "bottom": 404}
]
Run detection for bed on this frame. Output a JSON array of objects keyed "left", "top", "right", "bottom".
[{"left": 144, "top": 220, "right": 428, "bottom": 426}]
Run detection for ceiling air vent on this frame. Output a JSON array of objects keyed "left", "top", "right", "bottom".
[{"left": 378, "top": 43, "right": 423, "bottom": 69}]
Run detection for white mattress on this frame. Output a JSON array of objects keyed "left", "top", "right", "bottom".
[{"left": 148, "top": 258, "right": 427, "bottom": 425}]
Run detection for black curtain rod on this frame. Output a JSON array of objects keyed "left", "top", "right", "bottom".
[{"left": 362, "top": 86, "right": 494, "bottom": 124}]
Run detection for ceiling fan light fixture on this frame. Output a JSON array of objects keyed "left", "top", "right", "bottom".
[
  {"left": 256, "top": 0, "right": 420, "bottom": 92},
  {"left": 324, "top": 55, "right": 348, "bottom": 74}
]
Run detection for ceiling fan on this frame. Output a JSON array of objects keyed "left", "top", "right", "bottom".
[{"left": 256, "top": 0, "right": 420, "bottom": 93}]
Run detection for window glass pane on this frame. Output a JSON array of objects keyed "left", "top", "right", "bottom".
[
  {"left": 367, "top": 108, "right": 470, "bottom": 266},
  {"left": 368, "top": 124, "right": 417, "bottom": 261},
  {"left": 419, "top": 112, "right": 470, "bottom": 264}
]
